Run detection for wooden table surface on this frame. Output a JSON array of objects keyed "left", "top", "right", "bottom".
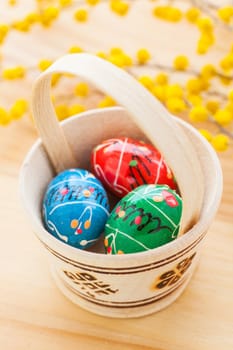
[{"left": 0, "top": 1, "right": 232, "bottom": 349}]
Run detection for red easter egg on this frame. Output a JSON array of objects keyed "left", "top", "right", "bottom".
[{"left": 91, "top": 137, "right": 178, "bottom": 198}]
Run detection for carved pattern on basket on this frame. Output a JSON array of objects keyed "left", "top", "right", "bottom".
[
  {"left": 153, "top": 252, "right": 196, "bottom": 290},
  {"left": 63, "top": 270, "right": 119, "bottom": 299}
]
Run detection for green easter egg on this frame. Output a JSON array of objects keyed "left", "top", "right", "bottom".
[{"left": 104, "top": 184, "right": 182, "bottom": 254}]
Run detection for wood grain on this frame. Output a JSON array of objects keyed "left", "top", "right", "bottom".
[{"left": 0, "top": 1, "right": 233, "bottom": 349}]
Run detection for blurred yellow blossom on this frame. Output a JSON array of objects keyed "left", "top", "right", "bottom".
[
  {"left": 137, "top": 49, "right": 151, "bottom": 64},
  {"left": 211, "top": 134, "right": 229, "bottom": 151},
  {"left": 173, "top": 55, "right": 189, "bottom": 71},
  {"left": 74, "top": 9, "right": 88, "bottom": 22},
  {"left": 189, "top": 105, "right": 209, "bottom": 122}
]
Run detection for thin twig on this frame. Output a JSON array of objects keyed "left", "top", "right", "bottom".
[{"left": 209, "top": 116, "right": 233, "bottom": 138}]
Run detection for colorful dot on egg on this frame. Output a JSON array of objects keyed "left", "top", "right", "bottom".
[
  {"left": 107, "top": 246, "right": 112, "bottom": 254},
  {"left": 76, "top": 228, "right": 83, "bottom": 234},
  {"left": 117, "top": 250, "right": 124, "bottom": 254},
  {"left": 60, "top": 187, "right": 69, "bottom": 195},
  {"left": 80, "top": 240, "right": 88, "bottom": 247},
  {"left": 83, "top": 189, "right": 91, "bottom": 197},
  {"left": 134, "top": 216, "right": 142, "bottom": 225},
  {"left": 129, "top": 159, "right": 138, "bottom": 167},
  {"left": 115, "top": 206, "right": 121, "bottom": 213},
  {"left": 84, "top": 220, "right": 91, "bottom": 229},
  {"left": 153, "top": 195, "right": 163, "bottom": 202},
  {"left": 70, "top": 219, "right": 79, "bottom": 228},
  {"left": 118, "top": 210, "right": 126, "bottom": 218},
  {"left": 104, "top": 237, "right": 108, "bottom": 247},
  {"left": 162, "top": 190, "right": 179, "bottom": 207}
]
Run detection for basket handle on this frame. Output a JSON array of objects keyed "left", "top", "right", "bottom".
[{"left": 31, "top": 53, "right": 204, "bottom": 234}]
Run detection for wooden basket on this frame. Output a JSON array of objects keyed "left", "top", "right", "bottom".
[{"left": 19, "top": 54, "right": 222, "bottom": 318}]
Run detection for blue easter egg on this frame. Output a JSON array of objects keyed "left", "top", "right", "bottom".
[{"left": 42, "top": 168, "right": 110, "bottom": 249}]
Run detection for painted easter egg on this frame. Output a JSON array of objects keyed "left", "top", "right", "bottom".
[
  {"left": 91, "top": 137, "right": 177, "bottom": 198},
  {"left": 104, "top": 184, "right": 182, "bottom": 254},
  {"left": 42, "top": 168, "right": 110, "bottom": 250}
]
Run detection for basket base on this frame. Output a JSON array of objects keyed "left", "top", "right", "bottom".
[{"left": 50, "top": 265, "right": 193, "bottom": 319}]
